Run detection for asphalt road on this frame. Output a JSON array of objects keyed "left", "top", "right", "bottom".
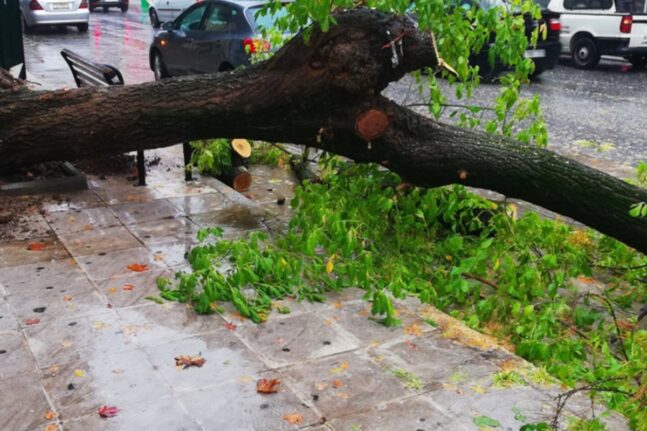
[{"left": 22, "top": 5, "right": 647, "bottom": 167}]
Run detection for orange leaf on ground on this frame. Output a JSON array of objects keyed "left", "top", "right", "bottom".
[
  {"left": 282, "top": 413, "right": 303, "bottom": 425},
  {"left": 126, "top": 263, "right": 149, "bottom": 272},
  {"left": 63, "top": 295, "right": 73, "bottom": 302},
  {"left": 256, "top": 378, "right": 281, "bottom": 394},
  {"left": 174, "top": 355, "right": 206, "bottom": 369},
  {"left": 27, "top": 242, "right": 46, "bottom": 251},
  {"left": 44, "top": 424, "right": 58, "bottom": 431},
  {"left": 98, "top": 405, "right": 119, "bottom": 418},
  {"left": 25, "top": 318, "right": 40, "bottom": 326},
  {"left": 404, "top": 339, "right": 418, "bottom": 349},
  {"left": 224, "top": 322, "right": 237, "bottom": 331},
  {"left": 122, "top": 284, "right": 135, "bottom": 291},
  {"left": 44, "top": 410, "right": 58, "bottom": 420},
  {"left": 331, "top": 379, "right": 344, "bottom": 388},
  {"left": 405, "top": 323, "right": 423, "bottom": 337}
]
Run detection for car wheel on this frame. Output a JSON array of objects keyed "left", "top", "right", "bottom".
[
  {"left": 572, "top": 37, "right": 600, "bottom": 69},
  {"left": 153, "top": 51, "right": 169, "bottom": 81},
  {"left": 628, "top": 55, "right": 647, "bottom": 69},
  {"left": 77, "top": 23, "right": 89, "bottom": 32},
  {"left": 149, "top": 8, "right": 160, "bottom": 28},
  {"left": 120, "top": 3, "right": 128, "bottom": 12}
]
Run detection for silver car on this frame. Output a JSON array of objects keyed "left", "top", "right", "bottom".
[{"left": 20, "top": 0, "right": 90, "bottom": 33}]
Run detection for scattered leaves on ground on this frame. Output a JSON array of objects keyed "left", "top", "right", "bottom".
[
  {"left": 473, "top": 415, "right": 501, "bottom": 428},
  {"left": 174, "top": 355, "right": 206, "bottom": 369},
  {"left": 331, "top": 361, "right": 350, "bottom": 374},
  {"left": 405, "top": 323, "right": 423, "bottom": 337},
  {"left": 98, "top": 405, "right": 119, "bottom": 418},
  {"left": 282, "top": 413, "right": 303, "bottom": 425},
  {"left": 126, "top": 263, "right": 149, "bottom": 272},
  {"left": 27, "top": 242, "right": 46, "bottom": 251},
  {"left": 256, "top": 378, "right": 281, "bottom": 394}
]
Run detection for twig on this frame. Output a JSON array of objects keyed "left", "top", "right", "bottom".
[{"left": 463, "top": 273, "right": 499, "bottom": 290}]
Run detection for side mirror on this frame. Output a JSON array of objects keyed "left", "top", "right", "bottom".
[{"left": 162, "top": 21, "right": 174, "bottom": 31}]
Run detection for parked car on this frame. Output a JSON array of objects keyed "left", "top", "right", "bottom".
[
  {"left": 89, "top": 0, "right": 128, "bottom": 12},
  {"left": 147, "top": 0, "right": 196, "bottom": 28},
  {"left": 458, "top": 0, "right": 562, "bottom": 80},
  {"left": 20, "top": 0, "right": 90, "bottom": 33},
  {"left": 544, "top": 0, "right": 647, "bottom": 68},
  {"left": 149, "top": 0, "right": 288, "bottom": 80}
]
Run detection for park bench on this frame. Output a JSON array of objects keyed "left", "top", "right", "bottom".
[{"left": 60, "top": 48, "right": 192, "bottom": 185}]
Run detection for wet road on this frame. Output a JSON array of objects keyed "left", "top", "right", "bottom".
[{"left": 22, "top": 8, "right": 647, "bottom": 167}]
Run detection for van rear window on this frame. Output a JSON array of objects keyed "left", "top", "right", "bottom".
[
  {"left": 564, "top": 0, "right": 612, "bottom": 9},
  {"left": 615, "top": 0, "right": 646, "bottom": 13}
]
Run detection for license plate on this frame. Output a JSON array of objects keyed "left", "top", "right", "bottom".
[
  {"left": 524, "top": 49, "right": 546, "bottom": 59},
  {"left": 52, "top": 2, "right": 71, "bottom": 8}
]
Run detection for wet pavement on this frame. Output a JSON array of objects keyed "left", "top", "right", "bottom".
[{"left": 0, "top": 148, "right": 631, "bottom": 431}]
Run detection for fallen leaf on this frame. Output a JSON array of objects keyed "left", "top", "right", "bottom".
[
  {"left": 83, "top": 224, "right": 93, "bottom": 231},
  {"left": 44, "top": 410, "right": 58, "bottom": 420},
  {"left": 92, "top": 320, "right": 110, "bottom": 330},
  {"left": 122, "top": 284, "right": 135, "bottom": 292},
  {"left": 98, "top": 405, "right": 119, "bottom": 418},
  {"left": 333, "top": 300, "right": 343, "bottom": 309},
  {"left": 153, "top": 254, "right": 165, "bottom": 261},
  {"left": 107, "top": 287, "right": 117, "bottom": 295},
  {"left": 25, "top": 318, "right": 41, "bottom": 326},
  {"left": 325, "top": 254, "right": 336, "bottom": 274},
  {"left": 112, "top": 368, "right": 124, "bottom": 374},
  {"left": 238, "top": 375, "right": 254, "bottom": 383},
  {"left": 282, "top": 413, "right": 303, "bottom": 425},
  {"left": 74, "top": 369, "right": 86, "bottom": 378},
  {"left": 405, "top": 323, "right": 423, "bottom": 337},
  {"left": 224, "top": 322, "right": 237, "bottom": 331},
  {"left": 174, "top": 355, "right": 206, "bottom": 369},
  {"left": 126, "top": 263, "right": 149, "bottom": 272},
  {"left": 331, "top": 361, "right": 350, "bottom": 374},
  {"left": 256, "top": 378, "right": 281, "bottom": 394},
  {"left": 315, "top": 381, "right": 328, "bottom": 391},
  {"left": 616, "top": 319, "right": 636, "bottom": 331},
  {"left": 334, "top": 391, "right": 349, "bottom": 399},
  {"left": 61, "top": 340, "right": 73, "bottom": 348},
  {"left": 27, "top": 242, "right": 46, "bottom": 251},
  {"left": 63, "top": 295, "right": 73, "bottom": 301},
  {"left": 404, "top": 339, "right": 418, "bottom": 349},
  {"left": 473, "top": 415, "right": 501, "bottom": 428},
  {"left": 48, "top": 365, "right": 60, "bottom": 374},
  {"left": 44, "top": 424, "right": 58, "bottom": 431},
  {"left": 331, "top": 379, "right": 344, "bottom": 388}
]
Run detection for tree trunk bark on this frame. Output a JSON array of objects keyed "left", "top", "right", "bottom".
[{"left": 0, "top": 9, "right": 645, "bottom": 252}]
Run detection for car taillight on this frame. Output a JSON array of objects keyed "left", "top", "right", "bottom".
[
  {"left": 620, "top": 15, "right": 632, "bottom": 33},
  {"left": 243, "top": 38, "right": 270, "bottom": 54},
  {"left": 79, "top": 0, "right": 88, "bottom": 8},
  {"left": 548, "top": 18, "right": 561, "bottom": 32},
  {"left": 29, "top": 0, "right": 43, "bottom": 10}
]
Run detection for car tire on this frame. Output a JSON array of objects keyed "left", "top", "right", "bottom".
[
  {"left": 120, "top": 3, "right": 128, "bottom": 12},
  {"left": 77, "top": 23, "right": 89, "bottom": 32},
  {"left": 572, "top": 37, "right": 600, "bottom": 69},
  {"left": 149, "top": 8, "right": 160, "bottom": 28},
  {"left": 628, "top": 55, "right": 647, "bottom": 69},
  {"left": 152, "top": 51, "right": 169, "bottom": 81}
]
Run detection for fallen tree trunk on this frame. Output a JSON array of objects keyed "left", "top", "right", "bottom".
[{"left": 1, "top": 9, "right": 646, "bottom": 252}]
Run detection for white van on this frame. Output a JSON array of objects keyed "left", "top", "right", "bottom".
[
  {"left": 546, "top": 0, "right": 647, "bottom": 68},
  {"left": 147, "top": 0, "right": 196, "bottom": 27}
]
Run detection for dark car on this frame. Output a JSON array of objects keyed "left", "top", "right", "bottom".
[
  {"left": 89, "top": 0, "right": 128, "bottom": 12},
  {"left": 149, "top": 0, "right": 288, "bottom": 80}
]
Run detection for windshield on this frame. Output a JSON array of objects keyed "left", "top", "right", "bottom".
[{"left": 246, "top": 6, "right": 289, "bottom": 31}]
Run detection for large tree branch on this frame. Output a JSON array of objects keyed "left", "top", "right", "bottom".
[{"left": 1, "top": 9, "right": 646, "bottom": 252}]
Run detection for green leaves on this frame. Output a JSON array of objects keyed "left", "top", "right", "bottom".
[
  {"left": 629, "top": 202, "right": 647, "bottom": 218},
  {"left": 473, "top": 415, "right": 501, "bottom": 428}
]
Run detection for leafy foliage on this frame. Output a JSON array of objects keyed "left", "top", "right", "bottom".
[{"left": 190, "top": 139, "right": 232, "bottom": 177}]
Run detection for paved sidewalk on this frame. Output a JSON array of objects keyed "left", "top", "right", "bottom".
[{"left": 0, "top": 147, "right": 629, "bottom": 431}]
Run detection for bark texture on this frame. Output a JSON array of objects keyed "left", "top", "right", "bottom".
[{"left": 1, "top": 9, "right": 646, "bottom": 252}]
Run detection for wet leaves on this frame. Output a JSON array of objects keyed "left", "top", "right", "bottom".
[
  {"left": 122, "top": 283, "right": 135, "bottom": 292},
  {"left": 44, "top": 424, "right": 58, "bottom": 431},
  {"left": 126, "top": 263, "right": 149, "bottom": 272},
  {"left": 174, "top": 355, "right": 206, "bottom": 369},
  {"left": 331, "top": 379, "right": 344, "bottom": 388},
  {"left": 282, "top": 413, "right": 303, "bottom": 425},
  {"left": 27, "top": 242, "right": 47, "bottom": 251},
  {"left": 405, "top": 323, "right": 423, "bottom": 337},
  {"left": 224, "top": 322, "right": 237, "bottom": 331},
  {"left": 98, "top": 405, "right": 119, "bottom": 418},
  {"left": 25, "top": 318, "right": 41, "bottom": 326},
  {"left": 330, "top": 361, "right": 350, "bottom": 374},
  {"left": 44, "top": 410, "right": 58, "bottom": 420},
  {"left": 256, "top": 378, "right": 281, "bottom": 394}
]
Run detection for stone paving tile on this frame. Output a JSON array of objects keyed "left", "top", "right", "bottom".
[
  {"left": 218, "top": 297, "right": 315, "bottom": 329},
  {"left": 0, "top": 331, "right": 39, "bottom": 379},
  {"left": 369, "top": 335, "right": 499, "bottom": 393},
  {"left": 0, "top": 371, "right": 54, "bottom": 431},
  {"left": 41, "top": 190, "right": 105, "bottom": 213},
  {"left": 149, "top": 242, "right": 196, "bottom": 267},
  {"left": 145, "top": 329, "right": 269, "bottom": 393},
  {"left": 116, "top": 302, "right": 227, "bottom": 348},
  {"left": 0, "top": 236, "right": 69, "bottom": 268},
  {"left": 127, "top": 217, "right": 199, "bottom": 246},
  {"left": 0, "top": 259, "right": 85, "bottom": 289},
  {"left": 90, "top": 177, "right": 159, "bottom": 205},
  {"left": 63, "top": 395, "right": 201, "bottom": 431},
  {"left": 235, "top": 312, "right": 359, "bottom": 368},
  {"left": 282, "top": 351, "right": 412, "bottom": 419},
  {"left": 110, "top": 199, "right": 185, "bottom": 225},
  {"left": 42, "top": 348, "right": 172, "bottom": 420},
  {"left": 58, "top": 225, "right": 144, "bottom": 257},
  {"left": 318, "top": 301, "right": 432, "bottom": 347},
  {"left": 96, "top": 269, "right": 172, "bottom": 309},
  {"left": 189, "top": 203, "right": 266, "bottom": 233},
  {"left": 0, "top": 300, "right": 19, "bottom": 332},
  {"left": 5, "top": 274, "right": 105, "bottom": 326},
  {"left": 167, "top": 192, "right": 230, "bottom": 215},
  {"left": 178, "top": 370, "right": 321, "bottom": 430},
  {"left": 46, "top": 207, "right": 121, "bottom": 234},
  {"left": 328, "top": 395, "right": 460, "bottom": 431},
  {"left": 23, "top": 311, "right": 136, "bottom": 369},
  {"left": 76, "top": 247, "right": 167, "bottom": 282}
]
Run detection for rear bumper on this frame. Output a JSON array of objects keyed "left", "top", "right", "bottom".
[
  {"left": 24, "top": 9, "right": 89, "bottom": 26},
  {"left": 532, "top": 40, "right": 561, "bottom": 70}
]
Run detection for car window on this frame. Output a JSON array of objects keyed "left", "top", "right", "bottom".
[
  {"left": 178, "top": 3, "right": 208, "bottom": 31},
  {"left": 246, "top": 6, "right": 289, "bottom": 31},
  {"left": 563, "top": 0, "right": 612, "bottom": 9},
  {"left": 204, "top": 4, "right": 242, "bottom": 32},
  {"left": 615, "top": 0, "right": 645, "bottom": 12}
]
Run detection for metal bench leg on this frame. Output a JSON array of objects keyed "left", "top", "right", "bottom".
[
  {"left": 137, "top": 150, "right": 146, "bottom": 186},
  {"left": 183, "top": 142, "right": 193, "bottom": 182}
]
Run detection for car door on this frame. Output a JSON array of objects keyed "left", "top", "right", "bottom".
[
  {"left": 201, "top": 2, "right": 249, "bottom": 73},
  {"left": 163, "top": 2, "right": 209, "bottom": 76}
]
